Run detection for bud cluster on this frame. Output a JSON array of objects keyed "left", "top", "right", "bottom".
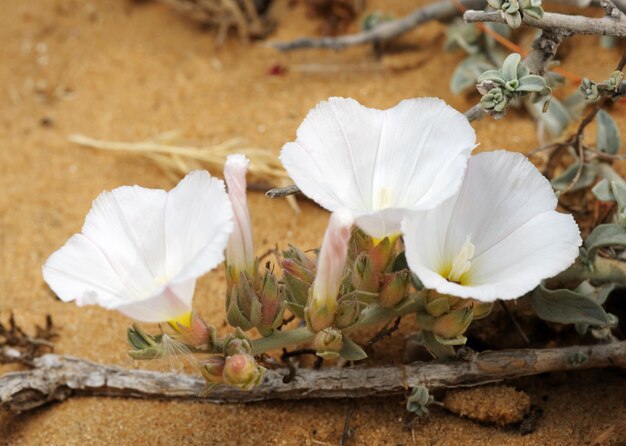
[
  {"left": 200, "top": 330, "right": 266, "bottom": 391},
  {"left": 416, "top": 292, "right": 493, "bottom": 342},
  {"left": 226, "top": 262, "right": 286, "bottom": 337}
]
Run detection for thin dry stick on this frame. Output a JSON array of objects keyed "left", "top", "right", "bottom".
[
  {"left": 2, "top": 342, "right": 625, "bottom": 412},
  {"left": 270, "top": 0, "right": 487, "bottom": 51},
  {"left": 463, "top": 10, "right": 626, "bottom": 37}
]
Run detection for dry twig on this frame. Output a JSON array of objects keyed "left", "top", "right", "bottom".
[
  {"left": 463, "top": 9, "right": 626, "bottom": 37},
  {"left": 270, "top": 0, "right": 486, "bottom": 51},
  {"left": 2, "top": 342, "right": 625, "bottom": 412}
]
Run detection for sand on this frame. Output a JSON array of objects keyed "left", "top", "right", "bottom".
[{"left": 0, "top": 0, "right": 625, "bottom": 444}]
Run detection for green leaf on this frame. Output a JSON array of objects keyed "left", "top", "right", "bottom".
[
  {"left": 596, "top": 110, "right": 621, "bottom": 155},
  {"left": 477, "top": 69, "right": 505, "bottom": 84},
  {"left": 339, "top": 338, "right": 368, "bottom": 361},
  {"left": 585, "top": 224, "right": 626, "bottom": 261},
  {"left": 551, "top": 162, "right": 598, "bottom": 192},
  {"left": 530, "top": 284, "right": 609, "bottom": 326},
  {"left": 612, "top": 181, "right": 626, "bottom": 210},
  {"left": 517, "top": 74, "right": 547, "bottom": 92},
  {"left": 502, "top": 53, "right": 521, "bottom": 81},
  {"left": 450, "top": 56, "right": 495, "bottom": 95},
  {"left": 529, "top": 96, "right": 572, "bottom": 138},
  {"left": 592, "top": 179, "right": 614, "bottom": 202}
]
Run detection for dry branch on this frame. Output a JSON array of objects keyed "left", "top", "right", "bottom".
[
  {"left": 2, "top": 342, "right": 625, "bottom": 412},
  {"left": 271, "top": 0, "right": 487, "bottom": 51},
  {"left": 463, "top": 10, "right": 626, "bottom": 37}
]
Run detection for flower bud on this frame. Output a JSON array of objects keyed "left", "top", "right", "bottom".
[
  {"left": 200, "top": 356, "right": 226, "bottom": 384},
  {"left": 306, "top": 210, "right": 354, "bottom": 332},
  {"left": 314, "top": 328, "right": 344, "bottom": 359},
  {"left": 348, "top": 227, "right": 373, "bottom": 261},
  {"left": 224, "top": 154, "right": 256, "bottom": 281},
  {"left": 333, "top": 294, "right": 361, "bottom": 329},
  {"left": 425, "top": 296, "right": 451, "bottom": 317},
  {"left": 178, "top": 313, "right": 216, "bottom": 349},
  {"left": 378, "top": 270, "right": 410, "bottom": 308},
  {"left": 471, "top": 301, "right": 494, "bottom": 320},
  {"left": 257, "top": 268, "right": 285, "bottom": 336},
  {"left": 351, "top": 253, "right": 378, "bottom": 293},
  {"left": 281, "top": 245, "right": 316, "bottom": 317},
  {"left": 224, "top": 331, "right": 253, "bottom": 356},
  {"left": 432, "top": 307, "right": 473, "bottom": 339},
  {"left": 226, "top": 270, "right": 261, "bottom": 331},
  {"left": 223, "top": 354, "right": 266, "bottom": 390}
]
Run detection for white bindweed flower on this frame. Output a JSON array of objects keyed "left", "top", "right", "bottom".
[
  {"left": 307, "top": 209, "right": 355, "bottom": 332},
  {"left": 42, "top": 171, "right": 234, "bottom": 323},
  {"left": 280, "top": 97, "right": 476, "bottom": 240},
  {"left": 402, "top": 151, "right": 582, "bottom": 302},
  {"left": 224, "top": 154, "right": 255, "bottom": 276}
]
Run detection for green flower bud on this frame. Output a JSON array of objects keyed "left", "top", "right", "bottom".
[
  {"left": 432, "top": 307, "right": 473, "bottom": 339},
  {"left": 200, "top": 356, "right": 225, "bottom": 384},
  {"left": 471, "top": 301, "right": 494, "bottom": 320},
  {"left": 224, "top": 330, "right": 253, "bottom": 356},
  {"left": 314, "top": 328, "right": 344, "bottom": 359},
  {"left": 257, "top": 268, "right": 285, "bottom": 336},
  {"left": 223, "top": 354, "right": 266, "bottom": 390},
  {"left": 348, "top": 227, "right": 374, "bottom": 261},
  {"left": 378, "top": 270, "right": 410, "bottom": 308},
  {"left": 334, "top": 294, "right": 361, "bottom": 329},
  {"left": 425, "top": 296, "right": 451, "bottom": 318}
]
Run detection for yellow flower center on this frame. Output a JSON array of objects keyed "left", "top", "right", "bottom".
[
  {"left": 168, "top": 311, "right": 192, "bottom": 332},
  {"left": 374, "top": 187, "right": 395, "bottom": 210},
  {"left": 442, "top": 238, "right": 475, "bottom": 285}
]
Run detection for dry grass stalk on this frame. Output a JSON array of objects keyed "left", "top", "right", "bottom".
[{"left": 69, "top": 132, "right": 300, "bottom": 212}]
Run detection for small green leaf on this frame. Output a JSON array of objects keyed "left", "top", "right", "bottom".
[
  {"left": 450, "top": 56, "right": 494, "bottom": 94},
  {"left": 612, "top": 181, "right": 626, "bottom": 210},
  {"left": 517, "top": 74, "right": 547, "bottom": 92},
  {"left": 551, "top": 162, "right": 598, "bottom": 192},
  {"left": 529, "top": 96, "right": 572, "bottom": 138},
  {"left": 502, "top": 53, "right": 521, "bottom": 80},
  {"left": 592, "top": 179, "right": 614, "bottom": 202},
  {"left": 339, "top": 338, "right": 368, "bottom": 361},
  {"left": 596, "top": 110, "right": 621, "bottom": 155},
  {"left": 530, "top": 284, "right": 609, "bottom": 326},
  {"left": 585, "top": 224, "right": 626, "bottom": 261}
]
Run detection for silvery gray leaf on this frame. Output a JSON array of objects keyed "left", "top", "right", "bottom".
[
  {"left": 596, "top": 110, "right": 621, "bottom": 155},
  {"left": 529, "top": 283, "right": 609, "bottom": 326}
]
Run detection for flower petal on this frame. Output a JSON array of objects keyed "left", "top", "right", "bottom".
[
  {"left": 82, "top": 185, "right": 168, "bottom": 300},
  {"left": 42, "top": 234, "right": 129, "bottom": 307},
  {"left": 467, "top": 211, "right": 581, "bottom": 300},
  {"left": 115, "top": 279, "right": 196, "bottom": 322},
  {"left": 402, "top": 150, "right": 581, "bottom": 301},
  {"left": 165, "top": 171, "right": 234, "bottom": 290},
  {"left": 280, "top": 97, "right": 475, "bottom": 239}
]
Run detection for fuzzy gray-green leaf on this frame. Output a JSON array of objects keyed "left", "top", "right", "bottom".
[
  {"left": 551, "top": 162, "right": 598, "bottom": 192},
  {"left": 517, "top": 74, "right": 547, "bottom": 92},
  {"left": 596, "top": 110, "right": 621, "bottom": 155},
  {"left": 339, "top": 338, "right": 368, "bottom": 361},
  {"left": 585, "top": 223, "right": 626, "bottom": 261},
  {"left": 530, "top": 284, "right": 609, "bottom": 326}
]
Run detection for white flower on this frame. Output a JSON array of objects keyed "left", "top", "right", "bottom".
[
  {"left": 402, "top": 151, "right": 582, "bottom": 302},
  {"left": 42, "top": 171, "right": 234, "bottom": 323},
  {"left": 280, "top": 97, "right": 476, "bottom": 240},
  {"left": 224, "top": 154, "right": 255, "bottom": 276},
  {"left": 307, "top": 209, "right": 355, "bottom": 332}
]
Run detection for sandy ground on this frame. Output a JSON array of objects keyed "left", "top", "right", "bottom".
[{"left": 0, "top": 0, "right": 625, "bottom": 444}]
